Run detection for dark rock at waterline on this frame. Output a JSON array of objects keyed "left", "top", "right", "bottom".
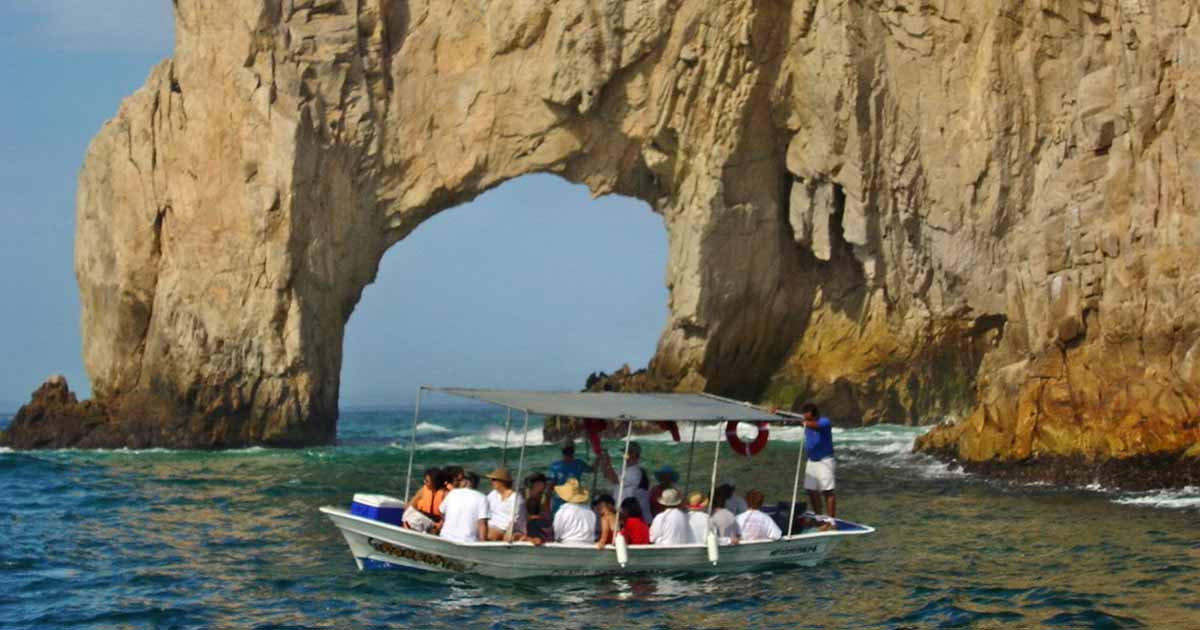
[
  {"left": 917, "top": 443, "right": 1200, "bottom": 492},
  {"left": 0, "top": 376, "right": 111, "bottom": 449},
  {"left": 1, "top": 376, "right": 333, "bottom": 450}
]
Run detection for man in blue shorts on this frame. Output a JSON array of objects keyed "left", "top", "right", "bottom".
[
  {"left": 548, "top": 439, "right": 590, "bottom": 513},
  {"left": 799, "top": 403, "right": 836, "bottom": 521}
]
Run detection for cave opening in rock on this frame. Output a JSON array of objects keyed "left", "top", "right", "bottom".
[{"left": 339, "top": 174, "right": 668, "bottom": 411}]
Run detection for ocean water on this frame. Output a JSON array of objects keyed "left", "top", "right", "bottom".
[{"left": 1, "top": 406, "right": 1198, "bottom": 629}]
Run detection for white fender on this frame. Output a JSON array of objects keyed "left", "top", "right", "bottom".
[
  {"left": 706, "top": 529, "right": 719, "bottom": 565},
  {"left": 615, "top": 532, "right": 629, "bottom": 568}
]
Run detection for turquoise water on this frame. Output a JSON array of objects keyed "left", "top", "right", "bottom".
[{"left": 2, "top": 407, "right": 1198, "bottom": 629}]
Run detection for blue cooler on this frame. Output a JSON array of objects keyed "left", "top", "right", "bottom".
[{"left": 350, "top": 494, "right": 405, "bottom": 525}]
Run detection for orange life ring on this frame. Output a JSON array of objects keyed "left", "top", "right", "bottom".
[{"left": 725, "top": 421, "right": 769, "bottom": 456}]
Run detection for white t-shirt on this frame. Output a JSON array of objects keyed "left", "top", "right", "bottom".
[
  {"left": 649, "top": 508, "right": 691, "bottom": 545},
  {"left": 439, "top": 488, "right": 489, "bottom": 543},
  {"left": 486, "top": 489, "right": 527, "bottom": 534},
  {"left": 710, "top": 508, "right": 740, "bottom": 541},
  {"left": 736, "top": 509, "right": 782, "bottom": 542},
  {"left": 686, "top": 511, "right": 710, "bottom": 544},
  {"left": 726, "top": 494, "right": 749, "bottom": 515},
  {"left": 553, "top": 502, "right": 597, "bottom": 543}
]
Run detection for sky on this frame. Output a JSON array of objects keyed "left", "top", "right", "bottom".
[{"left": 0, "top": 3, "right": 667, "bottom": 410}]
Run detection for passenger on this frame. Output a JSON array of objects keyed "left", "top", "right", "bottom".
[
  {"left": 618, "top": 497, "right": 651, "bottom": 545},
  {"left": 735, "top": 490, "right": 782, "bottom": 542},
  {"left": 718, "top": 480, "right": 749, "bottom": 515},
  {"left": 710, "top": 485, "right": 741, "bottom": 544},
  {"left": 548, "top": 439, "right": 591, "bottom": 513},
  {"left": 685, "top": 492, "right": 711, "bottom": 544},
  {"left": 799, "top": 402, "right": 837, "bottom": 521},
  {"left": 648, "top": 488, "right": 690, "bottom": 545},
  {"left": 443, "top": 466, "right": 465, "bottom": 492},
  {"left": 524, "top": 472, "right": 552, "bottom": 540},
  {"left": 597, "top": 443, "right": 652, "bottom": 519},
  {"left": 648, "top": 465, "right": 680, "bottom": 516},
  {"left": 485, "top": 467, "right": 536, "bottom": 543},
  {"left": 439, "top": 471, "right": 489, "bottom": 543},
  {"left": 403, "top": 466, "right": 447, "bottom": 533},
  {"left": 552, "top": 478, "right": 597, "bottom": 544},
  {"left": 592, "top": 494, "right": 618, "bottom": 549}
]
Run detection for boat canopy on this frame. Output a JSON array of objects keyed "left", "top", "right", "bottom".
[{"left": 430, "top": 387, "right": 788, "bottom": 422}]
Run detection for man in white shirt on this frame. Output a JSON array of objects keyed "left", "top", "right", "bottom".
[
  {"left": 648, "top": 488, "right": 690, "bottom": 545},
  {"left": 685, "top": 492, "right": 711, "bottom": 544},
  {"left": 735, "top": 489, "right": 782, "bottom": 542},
  {"left": 599, "top": 443, "right": 652, "bottom": 519},
  {"left": 552, "top": 478, "right": 597, "bottom": 544},
  {"left": 439, "top": 471, "right": 489, "bottom": 543},
  {"left": 484, "top": 467, "right": 533, "bottom": 542}
]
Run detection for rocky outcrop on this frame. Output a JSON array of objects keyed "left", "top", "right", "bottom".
[
  {"left": 24, "top": 1, "right": 1197, "bottom": 467},
  {"left": 1, "top": 376, "right": 109, "bottom": 449},
  {"left": 542, "top": 365, "right": 683, "bottom": 444}
]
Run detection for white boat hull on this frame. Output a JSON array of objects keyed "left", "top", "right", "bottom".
[{"left": 320, "top": 506, "right": 874, "bottom": 579}]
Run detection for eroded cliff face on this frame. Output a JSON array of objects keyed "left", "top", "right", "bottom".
[{"left": 7, "top": 0, "right": 1198, "bottom": 464}]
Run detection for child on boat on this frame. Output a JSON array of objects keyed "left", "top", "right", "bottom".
[{"left": 735, "top": 490, "right": 782, "bottom": 542}]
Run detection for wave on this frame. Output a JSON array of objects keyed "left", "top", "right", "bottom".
[
  {"left": 416, "top": 422, "right": 452, "bottom": 433},
  {"left": 401, "top": 425, "right": 546, "bottom": 451},
  {"left": 1113, "top": 486, "right": 1200, "bottom": 510}
]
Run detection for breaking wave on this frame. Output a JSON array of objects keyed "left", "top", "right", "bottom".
[{"left": 1113, "top": 486, "right": 1200, "bottom": 510}]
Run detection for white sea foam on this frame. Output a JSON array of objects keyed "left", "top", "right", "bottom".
[
  {"left": 416, "top": 422, "right": 452, "bottom": 433},
  {"left": 405, "top": 425, "right": 546, "bottom": 451},
  {"left": 1113, "top": 486, "right": 1200, "bottom": 510},
  {"left": 0, "top": 447, "right": 12, "bottom": 454}
]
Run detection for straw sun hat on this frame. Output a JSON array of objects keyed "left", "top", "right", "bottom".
[
  {"left": 554, "top": 478, "right": 590, "bottom": 504},
  {"left": 486, "top": 467, "right": 513, "bottom": 483},
  {"left": 658, "top": 487, "right": 683, "bottom": 507},
  {"left": 687, "top": 492, "right": 708, "bottom": 510}
]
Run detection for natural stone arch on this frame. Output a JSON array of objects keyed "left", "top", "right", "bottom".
[
  {"left": 68, "top": 0, "right": 811, "bottom": 447},
  {"left": 10, "top": 0, "right": 1198, "bottom": 471}
]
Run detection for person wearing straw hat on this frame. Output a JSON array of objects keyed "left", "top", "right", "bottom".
[
  {"left": 548, "top": 439, "right": 591, "bottom": 514},
  {"left": 648, "top": 465, "right": 680, "bottom": 516},
  {"left": 485, "top": 467, "right": 534, "bottom": 542},
  {"left": 552, "top": 478, "right": 597, "bottom": 543},
  {"left": 685, "top": 492, "right": 712, "bottom": 544},
  {"left": 648, "top": 487, "right": 690, "bottom": 545}
]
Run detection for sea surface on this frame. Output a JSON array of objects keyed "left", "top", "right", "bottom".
[{"left": 2, "top": 404, "right": 1198, "bottom": 629}]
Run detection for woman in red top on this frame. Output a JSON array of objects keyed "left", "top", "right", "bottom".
[{"left": 619, "top": 497, "right": 651, "bottom": 545}]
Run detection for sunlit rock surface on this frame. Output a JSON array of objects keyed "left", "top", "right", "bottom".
[{"left": 10, "top": 1, "right": 1199, "bottom": 471}]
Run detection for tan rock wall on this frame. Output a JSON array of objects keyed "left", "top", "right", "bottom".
[{"left": 59, "top": 0, "right": 1200, "bottom": 457}]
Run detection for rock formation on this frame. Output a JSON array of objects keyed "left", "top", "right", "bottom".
[{"left": 11, "top": 0, "right": 1199, "bottom": 478}]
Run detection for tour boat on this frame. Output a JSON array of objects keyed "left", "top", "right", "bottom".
[{"left": 320, "top": 388, "right": 875, "bottom": 578}]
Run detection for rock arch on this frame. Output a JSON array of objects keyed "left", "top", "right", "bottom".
[{"left": 13, "top": 0, "right": 1199, "bottom": 467}]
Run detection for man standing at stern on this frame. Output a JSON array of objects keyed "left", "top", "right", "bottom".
[{"left": 799, "top": 403, "right": 836, "bottom": 523}]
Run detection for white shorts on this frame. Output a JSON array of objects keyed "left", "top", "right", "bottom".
[
  {"left": 804, "top": 457, "right": 836, "bottom": 492},
  {"left": 402, "top": 506, "right": 435, "bottom": 533}
]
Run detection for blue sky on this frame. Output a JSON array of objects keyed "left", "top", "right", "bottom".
[{"left": 0, "top": 3, "right": 667, "bottom": 410}]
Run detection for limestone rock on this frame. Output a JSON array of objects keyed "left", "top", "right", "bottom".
[{"left": 22, "top": 0, "right": 1198, "bottom": 471}]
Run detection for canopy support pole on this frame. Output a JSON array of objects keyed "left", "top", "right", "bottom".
[
  {"left": 682, "top": 421, "right": 698, "bottom": 497},
  {"left": 501, "top": 407, "right": 512, "bottom": 468},
  {"left": 787, "top": 435, "right": 807, "bottom": 537},
  {"left": 505, "top": 409, "right": 531, "bottom": 542},
  {"left": 615, "top": 420, "right": 635, "bottom": 526},
  {"left": 403, "top": 386, "right": 424, "bottom": 504},
  {"left": 706, "top": 422, "right": 722, "bottom": 517}
]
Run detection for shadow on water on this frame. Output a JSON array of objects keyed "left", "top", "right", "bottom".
[{"left": 0, "top": 409, "right": 1197, "bottom": 629}]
